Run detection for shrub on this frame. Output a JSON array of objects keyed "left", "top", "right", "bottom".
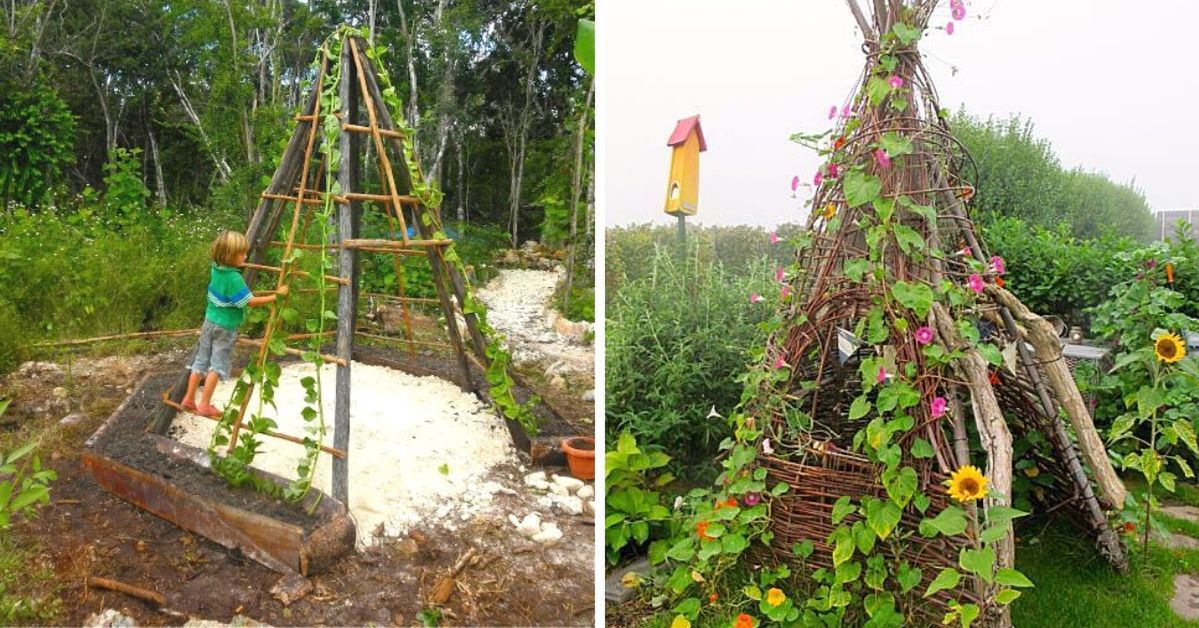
[{"left": 606, "top": 243, "right": 778, "bottom": 476}]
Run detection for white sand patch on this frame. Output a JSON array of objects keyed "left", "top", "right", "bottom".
[
  {"left": 171, "top": 361, "right": 519, "bottom": 547},
  {"left": 475, "top": 268, "right": 594, "bottom": 373}
]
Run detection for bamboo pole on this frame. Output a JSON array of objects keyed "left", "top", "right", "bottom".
[
  {"left": 160, "top": 394, "right": 346, "bottom": 458},
  {"left": 33, "top": 328, "right": 200, "bottom": 348}
]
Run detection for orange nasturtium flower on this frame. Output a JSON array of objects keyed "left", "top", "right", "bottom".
[
  {"left": 709, "top": 592, "right": 719, "bottom": 604},
  {"left": 765, "top": 588, "right": 787, "bottom": 607},
  {"left": 946, "top": 465, "right": 989, "bottom": 502},
  {"left": 696, "top": 521, "right": 714, "bottom": 541},
  {"left": 734, "top": 613, "right": 755, "bottom": 628}
]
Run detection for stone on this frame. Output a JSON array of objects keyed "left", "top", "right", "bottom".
[
  {"left": 53, "top": 386, "right": 68, "bottom": 399},
  {"left": 59, "top": 412, "right": 88, "bottom": 427},
  {"left": 555, "top": 495, "right": 584, "bottom": 516},
  {"left": 516, "top": 513, "right": 541, "bottom": 536},
  {"left": 548, "top": 482, "right": 569, "bottom": 497},
  {"left": 549, "top": 375, "right": 567, "bottom": 390},
  {"left": 1172, "top": 574, "right": 1199, "bottom": 620},
  {"left": 551, "top": 474, "right": 585, "bottom": 493},
  {"left": 269, "top": 573, "right": 313, "bottom": 607},
  {"left": 581, "top": 389, "right": 595, "bottom": 402},
  {"left": 531, "top": 522, "right": 563, "bottom": 544},
  {"left": 523, "top": 471, "right": 546, "bottom": 485},
  {"left": 605, "top": 557, "right": 652, "bottom": 604},
  {"left": 577, "top": 485, "right": 594, "bottom": 500},
  {"left": 84, "top": 609, "right": 136, "bottom": 628},
  {"left": 585, "top": 500, "right": 595, "bottom": 515}
]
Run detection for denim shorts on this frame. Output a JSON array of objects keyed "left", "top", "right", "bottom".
[{"left": 191, "top": 319, "right": 238, "bottom": 380}]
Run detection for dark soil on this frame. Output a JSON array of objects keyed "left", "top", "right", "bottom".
[{"left": 3, "top": 347, "right": 595, "bottom": 626}]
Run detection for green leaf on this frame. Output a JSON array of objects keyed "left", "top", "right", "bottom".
[
  {"left": 721, "top": 533, "right": 749, "bottom": 554},
  {"left": 866, "top": 76, "right": 891, "bottom": 107},
  {"left": 892, "top": 22, "right": 921, "bottom": 45},
  {"left": 573, "top": 19, "right": 595, "bottom": 75},
  {"left": 977, "top": 343, "right": 1003, "bottom": 367},
  {"left": 863, "top": 498, "right": 903, "bottom": 540},
  {"left": 924, "top": 568, "right": 960, "bottom": 597},
  {"left": 925, "top": 506, "right": 968, "bottom": 536},
  {"left": 879, "top": 132, "right": 915, "bottom": 157},
  {"left": 849, "top": 396, "right": 872, "bottom": 421},
  {"left": 995, "top": 589, "right": 1022, "bottom": 605},
  {"left": 844, "top": 170, "right": 883, "bottom": 208},
  {"left": 995, "top": 568, "right": 1034, "bottom": 588},
  {"left": 893, "top": 224, "right": 925, "bottom": 254},
  {"left": 986, "top": 506, "right": 1029, "bottom": 525},
  {"left": 891, "top": 281, "right": 934, "bottom": 318},
  {"left": 897, "top": 563, "right": 923, "bottom": 594},
  {"left": 9, "top": 484, "right": 48, "bottom": 511},
  {"left": 846, "top": 259, "right": 871, "bottom": 283},
  {"left": 959, "top": 546, "right": 996, "bottom": 584},
  {"left": 910, "top": 437, "right": 935, "bottom": 459},
  {"left": 832, "top": 496, "right": 855, "bottom": 524},
  {"left": 980, "top": 524, "right": 1009, "bottom": 544},
  {"left": 958, "top": 603, "right": 980, "bottom": 628}
]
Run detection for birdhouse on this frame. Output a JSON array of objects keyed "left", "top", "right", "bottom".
[{"left": 664, "top": 115, "right": 706, "bottom": 216}]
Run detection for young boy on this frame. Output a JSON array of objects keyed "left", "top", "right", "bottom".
[{"left": 183, "top": 231, "right": 287, "bottom": 417}]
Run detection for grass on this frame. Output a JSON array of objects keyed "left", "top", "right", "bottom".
[{"left": 0, "top": 532, "right": 63, "bottom": 624}]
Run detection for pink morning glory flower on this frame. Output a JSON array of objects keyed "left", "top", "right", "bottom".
[
  {"left": 951, "top": 0, "right": 966, "bottom": 20},
  {"left": 775, "top": 267, "right": 786, "bottom": 283},
  {"left": 877, "top": 366, "right": 889, "bottom": 384},
  {"left": 931, "top": 396, "right": 948, "bottom": 418},
  {"left": 790, "top": 175, "right": 799, "bottom": 192},
  {"left": 841, "top": 104, "right": 852, "bottom": 119},
  {"left": 751, "top": 293, "right": 764, "bottom": 303},
  {"left": 774, "top": 354, "right": 788, "bottom": 369},
  {"left": 743, "top": 492, "right": 762, "bottom": 506},
  {"left": 770, "top": 231, "right": 781, "bottom": 245},
  {"left": 827, "top": 163, "right": 840, "bottom": 179},
  {"left": 958, "top": 246, "right": 972, "bottom": 257},
  {"left": 780, "top": 284, "right": 791, "bottom": 299},
  {"left": 968, "top": 273, "right": 984, "bottom": 294},
  {"left": 946, "top": 21, "right": 955, "bottom": 35},
  {"left": 915, "top": 326, "right": 934, "bottom": 345},
  {"left": 814, "top": 171, "right": 823, "bottom": 187},
  {"left": 888, "top": 75, "right": 904, "bottom": 89},
  {"left": 762, "top": 438, "right": 774, "bottom": 455},
  {"left": 828, "top": 105, "right": 837, "bottom": 120},
  {"left": 990, "top": 255, "right": 1006, "bottom": 275},
  {"left": 873, "top": 148, "right": 891, "bottom": 170}
]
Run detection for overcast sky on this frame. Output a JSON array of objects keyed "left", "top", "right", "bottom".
[{"left": 598, "top": 1, "right": 1199, "bottom": 229}]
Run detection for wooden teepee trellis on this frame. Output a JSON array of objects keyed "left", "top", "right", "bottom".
[
  {"left": 751, "top": 1, "right": 1127, "bottom": 625},
  {"left": 149, "top": 32, "right": 531, "bottom": 506}
]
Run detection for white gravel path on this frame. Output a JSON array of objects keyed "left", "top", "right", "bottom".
[
  {"left": 171, "top": 361, "right": 520, "bottom": 547},
  {"left": 474, "top": 268, "right": 594, "bottom": 374}
]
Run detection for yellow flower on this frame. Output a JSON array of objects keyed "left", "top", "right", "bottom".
[
  {"left": 1023, "top": 465, "right": 1040, "bottom": 478},
  {"left": 671, "top": 615, "right": 692, "bottom": 628},
  {"left": 1155, "top": 332, "right": 1186, "bottom": 363},
  {"left": 620, "top": 572, "right": 642, "bottom": 589},
  {"left": 765, "top": 587, "right": 787, "bottom": 607},
  {"left": 823, "top": 203, "right": 837, "bottom": 219},
  {"left": 946, "top": 465, "right": 989, "bottom": 502}
]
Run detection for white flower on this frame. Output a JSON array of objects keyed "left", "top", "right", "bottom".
[
  {"left": 762, "top": 439, "right": 774, "bottom": 455},
  {"left": 707, "top": 405, "right": 723, "bottom": 419},
  {"left": 673, "top": 496, "right": 685, "bottom": 511}
]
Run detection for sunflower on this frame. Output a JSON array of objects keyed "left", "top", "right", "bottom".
[
  {"left": 1155, "top": 333, "right": 1186, "bottom": 364},
  {"left": 946, "top": 465, "right": 989, "bottom": 502}
]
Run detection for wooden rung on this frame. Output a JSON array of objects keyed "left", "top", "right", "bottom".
[
  {"left": 268, "top": 241, "right": 333, "bottom": 250},
  {"left": 335, "top": 192, "right": 420, "bottom": 205},
  {"left": 241, "top": 262, "right": 349, "bottom": 286},
  {"left": 362, "top": 292, "right": 442, "bottom": 305},
  {"left": 342, "top": 123, "right": 405, "bottom": 139},
  {"left": 349, "top": 246, "right": 427, "bottom": 256},
  {"left": 261, "top": 192, "right": 322, "bottom": 205},
  {"left": 354, "top": 331, "right": 453, "bottom": 351},
  {"left": 342, "top": 238, "right": 453, "bottom": 250},
  {"left": 235, "top": 337, "right": 348, "bottom": 367},
  {"left": 160, "top": 394, "right": 346, "bottom": 459},
  {"left": 286, "top": 331, "right": 336, "bottom": 341},
  {"left": 293, "top": 114, "right": 316, "bottom": 121}
]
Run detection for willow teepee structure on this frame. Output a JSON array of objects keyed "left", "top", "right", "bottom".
[{"left": 750, "top": 1, "right": 1126, "bottom": 624}]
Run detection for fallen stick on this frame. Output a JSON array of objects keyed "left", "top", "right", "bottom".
[
  {"left": 86, "top": 576, "right": 166, "bottom": 607},
  {"left": 33, "top": 329, "right": 201, "bottom": 348}
]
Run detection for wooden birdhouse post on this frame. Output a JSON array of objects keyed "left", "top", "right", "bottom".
[{"left": 664, "top": 114, "right": 706, "bottom": 241}]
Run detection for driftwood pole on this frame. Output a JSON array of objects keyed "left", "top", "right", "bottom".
[
  {"left": 332, "top": 42, "right": 360, "bottom": 505},
  {"left": 933, "top": 303, "right": 1013, "bottom": 628}
]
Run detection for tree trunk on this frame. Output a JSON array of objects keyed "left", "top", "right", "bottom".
[
  {"left": 562, "top": 78, "right": 594, "bottom": 314},
  {"left": 170, "top": 70, "right": 232, "bottom": 182},
  {"left": 147, "top": 120, "right": 166, "bottom": 206}
]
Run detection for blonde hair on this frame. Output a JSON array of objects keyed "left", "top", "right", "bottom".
[{"left": 211, "top": 231, "right": 250, "bottom": 267}]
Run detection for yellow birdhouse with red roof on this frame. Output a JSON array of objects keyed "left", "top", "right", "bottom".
[{"left": 664, "top": 115, "right": 706, "bottom": 216}]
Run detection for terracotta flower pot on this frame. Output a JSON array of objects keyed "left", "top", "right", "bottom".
[{"left": 561, "top": 436, "right": 595, "bottom": 480}]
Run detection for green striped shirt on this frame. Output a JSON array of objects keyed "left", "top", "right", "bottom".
[{"left": 205, "top": 263, "right": 252, "bottom": 330}]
